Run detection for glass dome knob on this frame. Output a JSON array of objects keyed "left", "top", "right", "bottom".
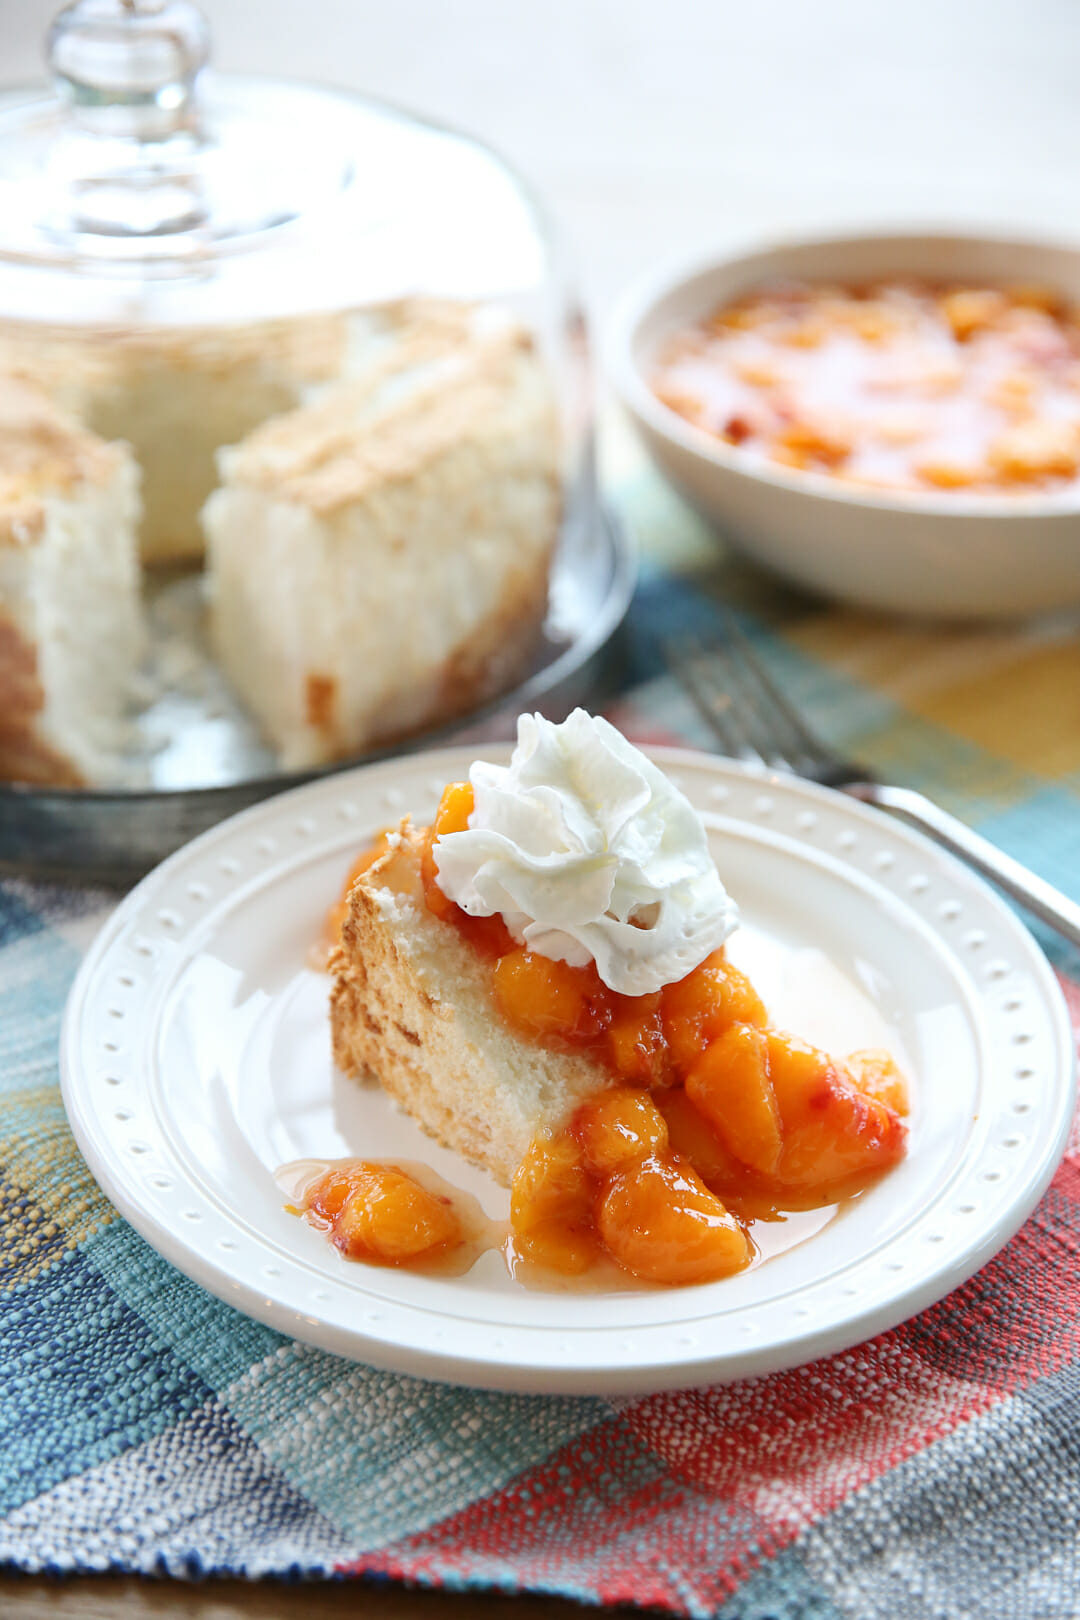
[{"left": 48, "top": 0, "right": 210, "bottom": 142}]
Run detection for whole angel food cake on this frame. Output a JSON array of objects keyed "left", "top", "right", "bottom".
[
  {"left": 203, "top": 311, "right": 560, "bottom": 770},
  {"left": 314, "top": 711, "right": 909, "bottom": 1286},
  {"left": 0, "top": 312, "right": 347, "bottom": 565},
  {"left": 0, "top": 377, "right": 143, "bottom": 786}
]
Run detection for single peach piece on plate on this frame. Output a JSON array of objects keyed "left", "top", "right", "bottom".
[
  {"left": 571, "top": 1086, "right": 670, "bottom": 1176},
  {"left": 510, "top": 1131, "right": 599, "bottom": 1274},
  {"left": 310, "top": 1163, "right": 462, "bottom": 1264},
  {"left": 685, "top": 1021, "right": 784, "bottom": 1176},
  {"left": 607, "top": 992, "right": 668, "bottom": 1085},
  {"left": 598, "top": 1155, "right": 750, "bottom": 1285},
  {"left": 662, "top": 950, "right": 767, "bottom": 1071},
  {"left": 494, "top": 949, "right": 612, "bottom": 1049},
  {"left": 658, "top": 1088, "right": 749, "bottom": 1189},
  {"left": 766, "top": 1031, "right": 907, "bottom": 1198}
]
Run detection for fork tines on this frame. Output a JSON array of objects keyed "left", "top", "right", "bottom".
[{"left": 663, "top": 612, "right": 829, "bottom": 778}]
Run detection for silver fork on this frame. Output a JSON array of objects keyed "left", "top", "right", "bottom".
[{"left": 665, "top": 616, "right": 1080, "bottom": 952}]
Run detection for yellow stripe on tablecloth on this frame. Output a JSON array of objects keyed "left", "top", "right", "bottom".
[
  {"left": 0, "top": 1086, "right": 117, "bottom": 1288},
  {"left": 784, "top": 612, "right": 1080, "bottom": 781}
]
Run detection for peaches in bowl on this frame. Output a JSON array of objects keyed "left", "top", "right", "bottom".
[{"left": 609, "top": 231, "right": 1080, "bottom": 618}]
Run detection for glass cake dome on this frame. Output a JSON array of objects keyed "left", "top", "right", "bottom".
[{"left": 0, "top": 0, "right": 627, "bottom": 879}]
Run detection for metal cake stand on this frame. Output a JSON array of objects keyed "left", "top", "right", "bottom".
[{"left": 0, "top": 503, "right": 635, "bottom": 885}]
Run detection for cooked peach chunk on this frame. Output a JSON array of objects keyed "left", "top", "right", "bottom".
[
  {"left": 846, "top": 1048, "right": 910, "bottom": 1115},
  {"left": 685, "top": 1022, "right": 783, "bottom": 1176},
  {"left": 307, "top": 1163, "right": 462, "bottom": 1265},
  {"left": 662, "top": 950, "right": 767, "bottom": 1071},
  {"left": 572, "top": 1086, "right": 669, "bottom": 1176},
  {"left": 658, "top": 1088, "right": 749, "bottom": 1191},
  {"left": 607, "top": 992, "right": 668, "bottom": 1084},
  {"left": 422, "top": 781, "right": 473, "bottom": 921},
  {"left": 305, "top": 1166, "right": 357, "bottom": 1223},
  {"left": 775, "top": 417, "right": 851, "bottom": 465},
  {"left": 510, "top": 1132, "right": 599, "bottom": 1274},
  {"left": 940, "top": 287, "right": 1007, "bottom": 340},
  {"left": 988, "top": 420, "right": 1080, "bottom": 482},
  {"left": 598, "top": 1155, "right": 750, "bottom": 1285},
  {"left": 494, "top": 949, "right": 611, "bottom": 1050},
  {"left": 766, "top": 1031, "right": 906, "bottom": 1196},
  {"left": 915, "top": 459, "right": 979, "bottom": 490}
]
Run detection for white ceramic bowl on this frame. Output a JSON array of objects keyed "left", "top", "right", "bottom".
[{"left": 609, "top": 230, "right": 1080, "bottom": 618}]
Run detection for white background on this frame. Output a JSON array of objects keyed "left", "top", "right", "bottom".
[{"left": 4, "top": 0, "right": 1080, "bottom": 309}]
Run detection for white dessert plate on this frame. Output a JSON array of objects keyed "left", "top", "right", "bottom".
[{"left": 60, "top": 747, "right": 1076, "bottom": 1395}]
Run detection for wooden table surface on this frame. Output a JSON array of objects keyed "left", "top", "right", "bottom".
[
  {"left": 5, "top": 0, "right": 1080, "bottom": 1613},
  {"left": 0, "top": 1576, "right": 603, "bottom": 1619}
]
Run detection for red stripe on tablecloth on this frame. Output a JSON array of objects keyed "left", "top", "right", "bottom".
[
  {"left": 622, "top": 1344, "right": 998, "bottom": 1546},
  {"left": 338, "top": 1419, "right": 739, "bottom": 1612}
]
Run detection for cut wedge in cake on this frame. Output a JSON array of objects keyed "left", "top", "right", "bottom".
[
  {"left": 203, "top": 315, "right": 560, "bottom": 770},
  {"left": 0, "top": 313, "right": 346, "bottom": 565},
  {"left": 0, "top": 378, "right": 144, "bottom": 786},
  {"left": 322, "top": 712, "right": 910, "bottom": 1287}
]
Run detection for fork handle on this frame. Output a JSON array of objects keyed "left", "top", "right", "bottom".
[{"left": 844, "top": 782, "right": 1080, "bottom": 952}]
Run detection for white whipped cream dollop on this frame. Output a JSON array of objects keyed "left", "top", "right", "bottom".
[{"left": 433, "top": 709, "right": 738, "bottom": 996}]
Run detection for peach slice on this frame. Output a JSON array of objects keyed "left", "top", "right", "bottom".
[
  {"left": 662, "top": 950, "right": 767, "bottom": 1071},
  {"left": 598, "top": 1155, "right": 750, "bottom": 1285},
  {"left": 846, "top": 1048, "right": 910, "bottom": 1116},
  {"left": 494, "top": 949, "right": 612, "bottom": 1049},
  {"left": 658, "top": 1088, "right": 749, "bottom": 1191},
  {"left": 510, "top": 1132, "right": 599, "bottom": 1274},
  {"left": 685, "top": 1022, "right": 783, "bottom": 1176},
  {"left": 307, "top": 1163, "right": 462, "bottom": 1265},
  {"left": 767, "top": 1031, "right": 907, "bottom": 1196},
  {"left": 607, "top": 992, "right": 668, "bottom": 1085},
  {"left": 572, "top": 1086, "right": 670, "bottom": 1176}
]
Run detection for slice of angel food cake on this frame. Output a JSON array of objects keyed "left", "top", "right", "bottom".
[
  {"left": 293, "top": 710, "right": 909, "bottom": 1287},
  {"left": 202, "top": 307, "right": 560, "bottom": 771},
  {"left": 0, "top": 376, "right": 144, "bottom": 787}
]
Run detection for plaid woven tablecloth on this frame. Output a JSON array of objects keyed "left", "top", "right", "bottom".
[{"left": 3, "top": 457, "right": 1080, "bottom": 1618}]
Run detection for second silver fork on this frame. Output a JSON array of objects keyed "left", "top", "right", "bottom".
[{"left": 665, "top": 617, "right": 1080, "bottom": 953}]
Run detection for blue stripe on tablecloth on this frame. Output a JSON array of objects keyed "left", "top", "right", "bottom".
[
  {"left": 796, "top": 1363, "right": 1080, "bottom": 1619},
  {"left": 223, "top": 1343, "right": 608, "bottom": 1547},
  {"left": 82, "top": 1221, "right": 283, "bottom": 1391},
  {"left": 86, "top": 1225, "right": 608, "bottom": 1550},
  {"left": 0, "top": 884, "right": 48, "bottom": 949},
  {"left": 973, "top": 787, "right": 1080, "bottom": 905},
  {"left": 0, "top": 1393, "right": 346, "bottom": 1577},
  {"left": 714, "top": 1547, "right": 845, "bottom": 1620},
  {"left": 0, "top": 922, "right": 80, "bottom": 1098},
  {"left": 0, "top": 1245, "right": 212, "bottom": 1516}
]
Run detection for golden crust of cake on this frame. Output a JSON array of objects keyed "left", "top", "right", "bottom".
[
  {"left": 329, "top": 826, "right": 609, "bottom": 1186},
  {"left": 221, "top": 324, "right": 554, "bottom": 514},
  {"left": 0, "top": 377, "right": 126, "bottom": 546},
  {"left": 0, "top": 312, "right": 349, "bottom": 392},
  {"left": 0, "top": 608, "right": 84, "bottom": 787}
]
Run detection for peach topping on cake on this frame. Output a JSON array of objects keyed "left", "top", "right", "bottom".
[{"left": 316, "top": 712, "right": 909, "bottom": 1287}]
